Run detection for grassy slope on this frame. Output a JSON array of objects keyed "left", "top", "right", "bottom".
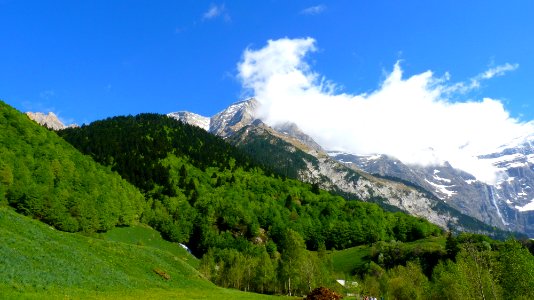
[
  {"left": 0, "top": 207, "right": 286, "bottom": 299},
  {"left": 329, "top": 245, "right": 371, "bottom": 276},
  {"left": 329, "top": 236, "right": 446, "bottom": 276},
  {"left": 103, "top": 225, "right": 199, "bottom": 269}
]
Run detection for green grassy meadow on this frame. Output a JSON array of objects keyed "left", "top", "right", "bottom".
[
  {"left": 0, "top": 207, "right": 289, "bottom": 299},
  {"left": 102, "top": 225, "right": 200, "bottom": 269}
]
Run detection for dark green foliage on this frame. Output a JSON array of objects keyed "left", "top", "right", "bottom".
[
  {"left": 229, "top": 125, "right": 319, "bottom": 179},
  {"left": 0, "top": 101, "right": 144, "bottom": 233},
  {"left": 59, "top": 114, "right": 259, "bottom": 195}
]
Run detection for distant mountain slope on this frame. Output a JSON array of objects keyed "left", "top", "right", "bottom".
[
  {"left": 228, "top": 120, "right": 322, "bottom": 179},
  {"left": 172, "top": 98, "right": 534, "bottom": 237},
  {"left": 167, "top": 111, "right": 210, "bottom": 131},
  {"left": 25, "top": 111, "right": 77, "bottom": 130},
  {"left": 330, "top": 150, "right": 534, "bottom": 237},
  {"left": 229, "top": 122, "right": 515, "bottom": 239},
  {"left": 0, "top": 100, "right": 144, "bottom": 233}
]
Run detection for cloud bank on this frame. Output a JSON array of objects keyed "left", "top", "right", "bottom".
[{"left": 237, "top": 37, "right": 533, "bottom": 184}]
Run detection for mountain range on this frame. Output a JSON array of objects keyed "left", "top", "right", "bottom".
[
  {"left": 167, "top": 98, "right": 534, "bottom": 237},
  {"left": 329, "top": 148, "right": 534, "bottom": 237},
  {"left": 8, "top": 97, "right": 534, "bottom": 298},
  {"left": 27, "top": 98, "right": 531, "bottom": 237}
]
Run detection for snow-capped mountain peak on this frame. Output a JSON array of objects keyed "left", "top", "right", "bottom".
[{"left": 209, "top": 98, "right": 259, "bottom": 137}]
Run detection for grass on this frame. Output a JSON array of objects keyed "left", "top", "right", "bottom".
[
  {"left": 0, "top": 207, "right": 289, "bottom": 299},
  {"left": 329, "top": 236, "right": 446, "bottom": 276},
  {"left": 1, "top": 286, "right": 287, "bottom": 299},
  {"left": 329, "top": 245, "right": 371, "bottom": 276},
  {"left": 102, "top": 224, "right": 199, "bottom": 269}
]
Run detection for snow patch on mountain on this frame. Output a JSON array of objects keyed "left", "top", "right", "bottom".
[
  {"left": 515, "top": 200, "right": 534, "bottom": 212},
  {"left": 424, "top": 179, "right": 456, "bottom": 199}
]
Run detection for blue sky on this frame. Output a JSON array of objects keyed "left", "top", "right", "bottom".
[{"left": 0, "top": 1, "right": 533, "bottom": 125}]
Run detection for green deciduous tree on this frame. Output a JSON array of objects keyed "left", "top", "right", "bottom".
[{"left": 497, "top": 240, "right": 534, "bottom": 299}]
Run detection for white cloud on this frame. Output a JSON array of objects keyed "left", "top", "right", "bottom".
[
  {"left": 237, "top": 37, "right": 533, "bottom": 184},
  {"left": 202, "top": 4, "right": 230, "bottom": 21},
  {"left": 442, "top": 63, "right": 519, "bottom": 95},
  {"left": 300, "top": 5, "right": 326, "bottom": 15},
  {"left": 482, "top": 63, "right": 519, "bottom": 79}
]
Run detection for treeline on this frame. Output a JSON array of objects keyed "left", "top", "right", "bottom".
[
  {"left": 0, "top": 101, "right": 144, "bottom": 233},
  {"left": 351, "top": 234, "right": 534, "bottom": 299}
]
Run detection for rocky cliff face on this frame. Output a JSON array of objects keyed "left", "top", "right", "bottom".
[
  {"left": 300, "top": 155, "right": 460, "bottom": 229},
  {"left": 272, "top": 122, "right": 325, "bottom": 154},
  {"left": 25, "top": 112, "right": 77, "bottom": 130},
  {"left": 329, "top": 146, "right": 534, "bottom": 237},
  {"left": 209, "top": 98, "right": 259, "bottom": 138},
  {"left": 479, "top": 139, "right": 534, "bottom": 236}
]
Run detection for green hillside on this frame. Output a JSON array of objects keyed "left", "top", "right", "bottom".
[
  {"left": 58, "top": 113, "right": 444, "bottom": 295},
  {"left": 58, "top": 114, "right": 442, "bottom": 250},
  {"left": 326, "top": 235, "right": 534, "bottom": 299},
  {"left": 329, "top": 236, "right": 446, "bottom": 276},
  {"left": 0, "top": 207, "right": 283, "bottom": 299},
  {"left": 103, "top": 225, "right": 200, "bottom": 269},
  {"left": 4, "top": 101, "right": 534, "bottom": 299},
  {"left": 0, "top": 100, "right": 144, "bottom": 233}
]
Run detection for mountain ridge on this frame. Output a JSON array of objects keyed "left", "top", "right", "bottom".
[
  {"left": 171, "top": 98, "right": 516, "bottom": 236},
  {"left": 25, "top": 111, "right": 77, "bottom": 130}
]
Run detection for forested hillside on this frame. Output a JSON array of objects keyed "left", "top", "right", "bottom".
[
  {"left": 0, "top": 100, "right": 144, "bottom": 233},
  {"left": 59, "top": 113, "right": 443, "bottom": 294}
]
